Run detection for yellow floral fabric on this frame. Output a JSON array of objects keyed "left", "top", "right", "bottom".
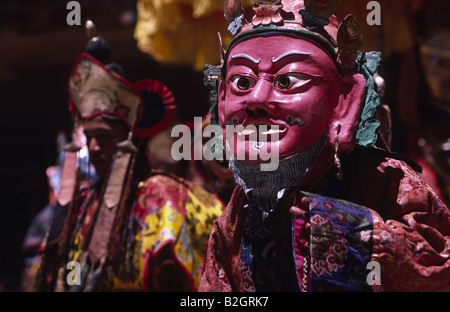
[
  {"left": 130, "top": 172, "right": 224, "bottom": 290},
  {"left": 135, "top": 0, "right": 427, "bottom": 70},
  {"left": 134, "top": 0, "right": 253, "bottom": 70},
  {"left": 33, "top": 171, "right": 223, "bottom": 292}
]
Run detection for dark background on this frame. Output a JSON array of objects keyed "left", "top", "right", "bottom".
[
  {"left": 0, "top": 0, "right": 449, "bottom": 291},
  {"left": 0, "top": 0, "right": 210, "bottom": 291}
]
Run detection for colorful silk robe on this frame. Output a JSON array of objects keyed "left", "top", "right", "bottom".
[
  {"left": 199, "top": 150, "right": 450, "bottom": 292},
  {"left": 32, "top": 171, "right": 223, "bottom": 291}
]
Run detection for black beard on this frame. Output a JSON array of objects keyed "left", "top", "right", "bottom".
[{"left": 229, "top": 132, "right": 327, "bottom": 219}]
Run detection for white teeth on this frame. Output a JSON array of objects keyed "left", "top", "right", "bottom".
[
  {"left": 238, "top": 126, "right": 284, "bottom": 135},
  {"left": 236, "top": 125, "right": 286, "bottom": 142},
  {"left": 261, "top": 128, "right": 283, "bottom": 135},
  {"left": 240, "top": 128, "right": 257, "bottom": 135}
]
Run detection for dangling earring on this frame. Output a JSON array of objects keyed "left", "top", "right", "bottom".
[{"left": 334, "top": 124, "right": 343, "bottom": 180}]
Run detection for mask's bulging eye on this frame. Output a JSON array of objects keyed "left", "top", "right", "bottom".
[
  {"left": 275, "top": 73, "right": 311, "bottom": 90},
  {"left": 230, "top": 75, "right": 256, "bottom": 91},
  {"left": 237, "top": 77, "right": 250, "bottom": 90},
  {"left": 277, "top": 75, "right": 291, "bottom": 89}
]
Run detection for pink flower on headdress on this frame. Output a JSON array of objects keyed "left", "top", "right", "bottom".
[{"left": 252, "top": 4, "right": 283, "bottom": 26}]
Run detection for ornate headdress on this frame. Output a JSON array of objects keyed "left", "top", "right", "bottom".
[
  {"left": 68, "top": 21, "right": 176, "bottom": 140},
  {"left": 224, "top": 0, "right": 364, "bottom": 70},
  {"left": 205, "top": 0, "right": 383, "bottom": 149}
]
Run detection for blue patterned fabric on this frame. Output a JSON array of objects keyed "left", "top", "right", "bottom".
[
  {"left": 303, "top": 192, "right": 374, "bottom": 292},
  {"left": 238, "top": 190, "right": 374, "bottom": 292}
]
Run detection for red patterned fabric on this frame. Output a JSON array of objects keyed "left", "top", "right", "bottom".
[
  {"left": 200, "top": 186, "right": 248, "bottom": 291},
  {"left": 29, "top": 171, "right": 223, "bottom": 292},
  {"left": 368, "top": 159, "right": 450, "bottom": 291},
  {"left": 199, "top": 154, "right": 450, "bottom": 292}
]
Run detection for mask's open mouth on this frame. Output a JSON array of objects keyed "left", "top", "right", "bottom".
[{"left": 236, "top": 119, "right": 287, "bottom": 142}]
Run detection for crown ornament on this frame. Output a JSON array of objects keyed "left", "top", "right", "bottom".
[
  {"left": 300, "top": 0, "right": 342, "bottom": 30},
  {"left": 337, "top": 15, "right": 363, "bottom": 70},
  {"left": 252, "top": 0, "right": 283, "bottom": 27},
  {"left": 85, "top": 19, "right": 97, "bottom": 40},
  {"left": 223, "top": 0, "right": 363, "bottom": 72}
]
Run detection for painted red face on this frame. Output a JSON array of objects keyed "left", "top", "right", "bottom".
[{"left": 219, "top": 34, "right": 343, "bottom": 162}]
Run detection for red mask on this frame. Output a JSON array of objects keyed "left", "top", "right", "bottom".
[{"left": 219, "top": 34, "right": 366, "bottom": 173}]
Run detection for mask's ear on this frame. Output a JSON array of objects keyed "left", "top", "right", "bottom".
[
  {"left": 203, "top": 64, "right": 222, "bottom": 127},
  {"left": 218, "top": 78, "right": 226, "bottom": 100},
  {"left": 330, "top": 72, "right": 366, "bottom": 153}
]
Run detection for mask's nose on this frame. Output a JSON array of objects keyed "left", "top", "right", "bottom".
[{"left": 244, "top": 76, "right": 274, "bottom": 118}]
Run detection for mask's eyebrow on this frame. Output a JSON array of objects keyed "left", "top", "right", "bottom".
[
  {"left": 271, "top": 51, "right": 311, "bottom": 63},
  {"left": 231, "top": 54, "right": 261, "bottom": 64}
]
